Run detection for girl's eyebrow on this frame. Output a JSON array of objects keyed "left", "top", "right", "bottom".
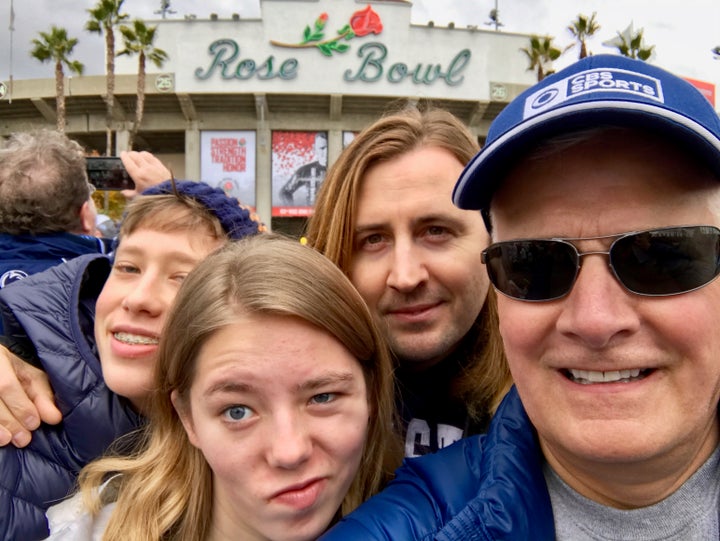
[
  {"left": 296, "top": 371, "right": 356, "bottom": 393},
  {"left": 202, "top": 381, "right": 254, "bottom": 399},
  {"left": 202, "top": 371, "right": 357, "bottom": 398}
]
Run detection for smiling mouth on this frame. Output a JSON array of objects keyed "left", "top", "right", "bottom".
[
  {"left": 113, "top": 332, "right": 159, "bottom": 346},
  {"left": 563, "top": 368, "right": 652, "bottom": 384}
]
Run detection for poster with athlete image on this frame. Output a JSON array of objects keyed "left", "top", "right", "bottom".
[
  {"left": 200, "top": 130, "right": 256, "bottom": 207},
  {"left": 271, "top": 130, "right": 328, "bottom": 217}
]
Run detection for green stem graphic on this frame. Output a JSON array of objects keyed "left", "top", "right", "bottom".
[{"left": 270, "top": 29, "right": 352, "bottom": 49}]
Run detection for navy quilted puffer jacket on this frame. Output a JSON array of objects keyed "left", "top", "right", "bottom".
[{"left": 0, "top": 254, "right": 142, "bottom": 541}]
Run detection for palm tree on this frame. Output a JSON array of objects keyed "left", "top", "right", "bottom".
[
  {"left": 86, "top": 0, "right": 129, "bottom": 155},
  {"left": 567, "top": 12, "right": 600, "bottom": 59},
  {"left": 30, "top": 27, "right": 84, "bottom": 132},
  {"left": 118, "top": 19, "right": 169, "bottom": 150},
  {"left": 520, "top": 35, "right": 566, "bottom": 82},
  {"left": 603, "top": 22, "right": 655, "bottom": 61}
]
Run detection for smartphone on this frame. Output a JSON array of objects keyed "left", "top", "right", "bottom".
[{"left": 86, "top": 156, "right": 134, "bottom": 191}]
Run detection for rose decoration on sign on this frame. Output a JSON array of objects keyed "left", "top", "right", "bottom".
[
  {"left": 270, "top": 5, "right": 383, "bottom": 57},
  {"left": 349, "top": 5, "right": 383, "bottom": 37}
]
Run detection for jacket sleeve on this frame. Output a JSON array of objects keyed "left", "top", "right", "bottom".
[
  {"left": 320, "top": 437, "right": 485, "bottom": 541},
  {"left": 321, "top": 387, "right": 556, "bottom": 541},
  {"left": 0, "top": 427, "right": 83, "bottom": 540}
]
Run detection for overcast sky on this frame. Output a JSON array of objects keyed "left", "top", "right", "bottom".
[{"left": 2, "top": 0, "right": 719, "bottom": 92}]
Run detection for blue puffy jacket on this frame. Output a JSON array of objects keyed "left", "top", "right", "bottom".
[
  {"left": 320, "top": 386, "right": 555, "bottom": 541},
  {"left": 0, "top": 232, "right": 111, "bottom": 290},
  {"left": 0, "top": 232, "right": 111, "bottom": 335},
  {"left": 0, "top": 254, "right": 142, "bottom": 541}
]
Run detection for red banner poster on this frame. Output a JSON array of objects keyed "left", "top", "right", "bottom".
[{"left": 271, "top": 130, "right": 328, "bottom": 217}]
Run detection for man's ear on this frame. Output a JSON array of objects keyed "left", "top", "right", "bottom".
[
  {"left": 171, "top": 389, "right": 200, "bottom": 448},
  {"left": 78, "top": 201, "right": 97, "bottom": 235}
]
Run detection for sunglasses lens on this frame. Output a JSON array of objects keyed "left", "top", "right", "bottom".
[
  {"left": 485, "top": 240, "right": 578, "bottom": 301},
  {"left": 611, "top": 226, "right": 720, "bottom": 295}
]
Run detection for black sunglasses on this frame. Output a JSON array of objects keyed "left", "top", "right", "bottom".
[{"left": 482, "top": 226, "right": 720, "bottom": 302}]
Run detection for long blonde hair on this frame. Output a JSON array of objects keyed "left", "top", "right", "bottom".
[
  {"left": 78, "top": 234, "right": 401, "bottom": 540},
  {"left": 306, "top": 104, "right": 511, "bottom": 421}
]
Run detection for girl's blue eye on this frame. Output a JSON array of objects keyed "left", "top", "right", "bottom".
[
  {"left": 311, "top": 393, "right": 335, "bottom": 405},
  {"left": 224, "top": 405, "right": 252, "bottom": 421}
]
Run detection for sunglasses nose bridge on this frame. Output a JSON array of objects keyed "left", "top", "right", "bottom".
[
  {"left": 575, "top": 248, "right": 613, "bottom": 261},
  {"left": 572, "top": 247, "right": 619, "bottom": 292}
]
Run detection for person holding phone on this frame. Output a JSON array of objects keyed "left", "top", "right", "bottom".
[
  {"left": 86, "top": 150, "right": 173, "bottom": 200},
  {"left": 0, "top": 132, "right": 173, "bottom": 299},
  {"left": 0, "top": 130, "right": 110, "bottom": 298}
]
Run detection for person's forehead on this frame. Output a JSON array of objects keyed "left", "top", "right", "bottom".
[
  {"left": 355, "top": 148, "right": 466, "bottom": 218},
  {"left": 194, "top": 316, "right": 364, "bottom": 390},
  {"left": 491, "top": 130, "right": 720, "bottom": 237},
  {"left": 118, "top": 227, "right": 220, "bottom": 259}
]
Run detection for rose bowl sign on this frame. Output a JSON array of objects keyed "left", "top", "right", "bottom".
[{"left": 193, "top": 4, "right": 473, "bottom": 89}]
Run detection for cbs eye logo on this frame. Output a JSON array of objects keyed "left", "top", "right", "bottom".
[{"left": 530, "top": 88, "right": 559, "bottom": 110}]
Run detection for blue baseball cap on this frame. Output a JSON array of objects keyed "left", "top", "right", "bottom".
[{"left": 453, "top": 54, "right": 720, "bottom": 219}]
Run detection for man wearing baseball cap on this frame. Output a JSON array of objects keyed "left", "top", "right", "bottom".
[{"left": 321, "top": 54, "right": 720, "bottom": 540}]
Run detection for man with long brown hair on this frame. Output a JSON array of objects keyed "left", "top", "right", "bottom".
[{"left": 306, "top": 106, "right": 511, "bottom": 457}]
